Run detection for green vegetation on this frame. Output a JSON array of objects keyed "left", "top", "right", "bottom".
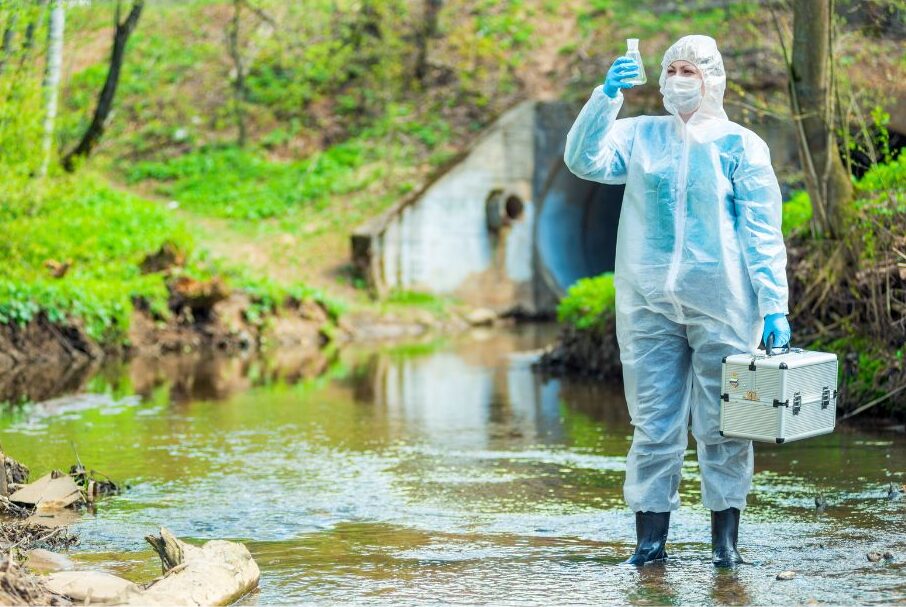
[
  {"left": 381, "top": 289, "right": 457, "bottom": 316},
  {"left": 782, "top": 190, "right": 813, "bottom": 237},
  {"left": 855, "top": 147, "right": 905, "bottom": 205},
  {"left": 126, "top": 142, "right": 379, "bottom": 221},
  {"left": 123, "top": 105, "right": 455, "bottom": 224},
  {"left": 556, "top": 274, "right": 616, "bottom": 331},
  {"left": 0, "top": 174, "right": 187, "bottom": 341},
  {"left": 0, "top": 13, "right": 194, "bottom": 343}
]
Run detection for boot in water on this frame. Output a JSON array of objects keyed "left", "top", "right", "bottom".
[
  {"left": 624, "top": 511, "right": 670, "bottom": 565},
  {"left": 711, "top": 507, "right": 744, "bottom": 567}
]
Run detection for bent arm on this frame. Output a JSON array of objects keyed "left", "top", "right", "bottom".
[
  {"left": 732, "top": 134, "right": 789, "bottom": 318},
  {"left": 563, "top": 86, "right": 638, "bottom": 185}
]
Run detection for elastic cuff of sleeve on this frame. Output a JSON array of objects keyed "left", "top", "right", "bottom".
[
  {"left": 760, "top": 303, "right": 789, "bottom": 318},
  {"left": 593, "top": 85, "right": 624, "bottom": 105}
]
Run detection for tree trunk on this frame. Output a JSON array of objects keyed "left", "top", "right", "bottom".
[
  {"left": 23, "top": 10, "right": 36, "bottom": 51},
  {"left": 62, "top": 0, "right": 144, "bottom": 171},
  {"left": 226, "top": 0, "right": 247, "bottom": 147},
  {"left": 413, "top": 0, "right": 442, "bottom": 85},
  {"left": 0, "top": 9, "right": 18, "bottom": 75},
  {"left": 790, "top": 0, "right": 853, "bottom": 238},
  {"left": 38, "top": 0, "right": 64, "bottom": 178}
]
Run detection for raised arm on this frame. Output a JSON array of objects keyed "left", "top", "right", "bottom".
[
  {"left": 564, "top": 57, "right": 641, "bottom": 185},
  {"left": 732, "top": 132, "right": 789, "bottom": 320}
]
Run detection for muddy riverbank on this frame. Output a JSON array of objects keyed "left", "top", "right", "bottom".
[{"left": 0, "top": 291, "right": 517, "bottom": 405}]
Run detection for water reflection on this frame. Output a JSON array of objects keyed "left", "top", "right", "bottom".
[
  {"left": 362, "top": 347, "right": 566, "bottom": 448},
  {"left": 710, "top": 569, "right": 752, "bottom": 606},
  {"left": 627, "top": 563, "right": 678, "bottom": 606},
  {"left": 0, "top": 324, "right": 904, "bottom": 606}
]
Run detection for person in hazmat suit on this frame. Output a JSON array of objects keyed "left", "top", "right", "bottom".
[{"left": 563, "top": 35, "right": 791, "bottom": 567}]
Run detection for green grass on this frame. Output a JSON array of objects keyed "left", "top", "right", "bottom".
[
  {"left": 125, "top": 142, "right": 379, "bottom": 220},
  {"left": 0, "top": 170, "right": 345, "bottom": 344},
  {"left": 380, "top": 289, "right": 457, "bottom": 317},
  {"left": 0, "top": 173, "right": 191, "bottom": 341},
  {"left": 123, "top": 103, "right": 454, "bottom": 223}
]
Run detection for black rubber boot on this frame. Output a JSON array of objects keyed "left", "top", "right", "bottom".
[
  {"left": 711, "top": 507, "right": 744, "bottom": 567},
  {"left": 624, "top": 511, "right": 670, "bottom": 565}
]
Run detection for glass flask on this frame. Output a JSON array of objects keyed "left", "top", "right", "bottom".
[{"left": 625, "top": 38, "right": 647, "bottom": 85}]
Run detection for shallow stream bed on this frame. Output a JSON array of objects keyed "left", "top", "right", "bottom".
[{"left": 2, "top": 324, "right": 904, "bottom": 605}]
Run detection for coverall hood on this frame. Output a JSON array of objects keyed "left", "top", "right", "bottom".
[{"left": 658, "top": 35, "right": 728, "bottom": 121}]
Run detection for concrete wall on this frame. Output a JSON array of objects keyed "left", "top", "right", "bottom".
[{"left": 352, "top": 101, "right": 542, "bottom": 313}]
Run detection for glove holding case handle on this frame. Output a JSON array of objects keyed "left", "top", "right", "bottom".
[{"left": 719, "top": 334, "right": 839, "bottom": 444}]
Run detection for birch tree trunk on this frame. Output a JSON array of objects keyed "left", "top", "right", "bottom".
[
  {"left": 790, "top": 0, "right": 853, "bottom": 238},
  {"left": 39, "top": 0, "right": 64, "bottom": 178}
]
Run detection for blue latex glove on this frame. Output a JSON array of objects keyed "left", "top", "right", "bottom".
[
  {"left": 603, "top": 56, "right": 640, "bottom": 98},
  {"left": 762, "top": 313, "right": 791, "bottom": 350}
]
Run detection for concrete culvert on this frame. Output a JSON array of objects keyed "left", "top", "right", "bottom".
[{"left": 535, "top": 160, "right": 623, "bottom": 297}]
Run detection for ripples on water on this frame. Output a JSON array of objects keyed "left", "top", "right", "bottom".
[{"left": 2, "top": 324, "right": 904, "bottom": 605}]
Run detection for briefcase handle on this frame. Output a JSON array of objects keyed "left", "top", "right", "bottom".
[{"left": 763, "top": 333, "right": 791, "bottom": 357}]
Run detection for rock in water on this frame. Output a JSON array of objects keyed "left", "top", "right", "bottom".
[
  {"left": 776, "top": 570, "right": 796, "bottom": 580},
  {"left": 43, "top": 571, "right": 139, "bottom": 603},
  {"left": 464, "top": 308, "right": 497, "bottom": 326}
]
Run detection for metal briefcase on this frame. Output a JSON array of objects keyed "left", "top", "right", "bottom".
[{"left": 720, "top": 343, "right": 838, "bottom": 444}]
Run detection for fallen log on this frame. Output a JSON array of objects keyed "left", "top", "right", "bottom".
[{"left": 41, "top": 527, "right": 260, "bottom": 606}]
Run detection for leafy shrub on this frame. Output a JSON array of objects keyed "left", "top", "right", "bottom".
[
  {"left": 557, "top": 273, "right": 616, "bottom": 330},
  {"left": 782, "top": 190, "right": 813, "bottom": 237},
  {"left": 855, "top": 148, "right": 905, "bottom": 205}
]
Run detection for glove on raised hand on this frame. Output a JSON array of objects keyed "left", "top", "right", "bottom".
[{"left": 603, "top": 56, "right": 640, "bottom": 98}]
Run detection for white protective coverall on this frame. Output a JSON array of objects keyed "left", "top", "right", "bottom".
[{"left": 563, "top": 35, "right": 788, "bottom": 513}]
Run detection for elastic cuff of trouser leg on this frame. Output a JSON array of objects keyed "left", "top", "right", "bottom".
[
  {"left": 626, "top": 504, "right": 680, "bottom": 513},
  {"left": 704, "top": 501, "right": 747, "bottom": 512}
]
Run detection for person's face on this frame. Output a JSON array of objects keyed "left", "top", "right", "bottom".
[{"left": 666, "top": 60, "right": 704, "bottom": 95}]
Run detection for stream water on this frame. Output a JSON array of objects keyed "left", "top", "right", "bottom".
[{"left": 2, "top": 324, "right": 904, "bottom": 605}]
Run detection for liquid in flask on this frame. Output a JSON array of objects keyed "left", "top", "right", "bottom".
[{"left": 625, "top": 38, "right": 647, "bottom": 86}]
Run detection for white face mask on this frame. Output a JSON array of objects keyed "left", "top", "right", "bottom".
[{"left": 661, "top": 76, "right": 703, "bottom": 114}]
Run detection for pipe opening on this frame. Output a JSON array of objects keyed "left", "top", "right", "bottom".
[
  {"left": 504, "top": 195, "right": 524, "bottom": 221},
  {"left": 535, "top": 161, "right": 623, "bottom": 297},
  {"left": 486, "top": 189, "right": 525, "bottom": 232}
]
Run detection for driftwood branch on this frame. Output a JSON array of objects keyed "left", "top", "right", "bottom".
[{"left": 145, "top": 527, "right": 185, "bottom": 574}]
